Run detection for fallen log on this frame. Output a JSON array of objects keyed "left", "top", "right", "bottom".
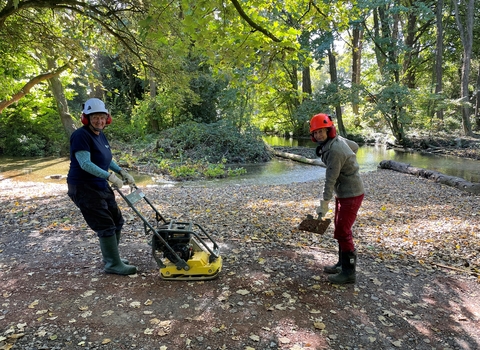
[
  {"left": 379, "top": 160, "right": 480, "bottom": 194},
  {"left": 273, "top": 150, "right": 325, "bottom": 167}
]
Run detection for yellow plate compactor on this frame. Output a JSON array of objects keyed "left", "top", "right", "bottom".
[{"left": 116, "top": 186, "right": 222, "bottom": 281}]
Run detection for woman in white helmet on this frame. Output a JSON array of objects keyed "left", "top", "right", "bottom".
[{"left": 67, "top": 98, "right": 137, "bottom": 275}]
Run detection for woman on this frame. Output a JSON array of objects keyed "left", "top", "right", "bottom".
[
  {"left": 310, "top": 113, "right": 364, "bottom": 284},
  {"left": 67, "top": 98, "right": 137, "bottom": 275}
]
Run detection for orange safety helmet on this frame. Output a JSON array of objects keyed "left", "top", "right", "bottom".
[{"left": 309, "top": 113, "right": 336, "bottom": 142}]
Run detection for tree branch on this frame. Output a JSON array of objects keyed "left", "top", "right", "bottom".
[
  {"left": 229, "top": 0, "right": 282, "bottom": 43},
  {"left": 0, "top": 62, "right": 72, "bottom": 114}
]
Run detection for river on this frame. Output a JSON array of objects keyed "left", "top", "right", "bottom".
[{"left": 1, "top": 136, "right": 479, "bottom": 186}]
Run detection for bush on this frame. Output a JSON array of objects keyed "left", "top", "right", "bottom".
[
  {"left": 154, "top": 120, "right": 272, "bottom": 164},
  {"left": 104, "top": 111, "right": 142, "bottom": 143},
  {"left": 443, "top": 116, "right": 462, "bottom": 131},
  {"left": 0, "top": 98, "right": 69, "bottom": 157},
  {"left": 4, "top": 134, "right": 46, "bottom": 157}
]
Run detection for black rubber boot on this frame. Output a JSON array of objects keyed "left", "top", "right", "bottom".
[
  {"left": 328, "top": 250, "right": 356, "bottom": 284},
  {"left": 323, "top": 246, "right": 341, "bottom": 274},
  {"left": 99, "top": 235, "right": 137, "bottom": 275},
  {"left": 102, "top": 231, "right": 129, "bottom": 265}
]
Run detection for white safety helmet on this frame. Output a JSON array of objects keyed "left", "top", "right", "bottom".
[{"left": 83, "top": 98, "right": 109, "bottom": 115}]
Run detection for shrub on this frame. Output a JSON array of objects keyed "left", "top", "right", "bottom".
[
  {"left": 0, "top": 98, "right": 69, "bottom": 157},
  {"left": 154, "top": 120, "right": 272, "bottom": 164}
]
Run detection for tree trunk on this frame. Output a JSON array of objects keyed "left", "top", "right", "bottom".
[
  {"left": 47, "top": 58, "right": 77, "bottom": 136},
  {"left": 328, "top": 46, "right": 345, "bottom": 137},
  {"left": 453, "top": 0, "right": 474, "bottom": 136},
  {"left": 379, "top": 160, "right": 480, "bottom": 194},
  {"left": 351, "top": 26, "right": 363, "bottom": 119},
  {"left": 475, "top": 66, "right": 480, "bottom": 130},
  {"left": 434, "top": 0, "right": 444, "bottom": 122},
  {"left": 148, "top": 71, "right": 160, "bottom": 131},
  {"left": 302, "top": 65, "right": 312, "bottom": 95},
  {"left": 273, "top": 150, "right": 325, "bottom": 166},
  {"left": 402, "top": 10, "right": 417, "bottom": 89},
  {"left": 372, "top": 8, "right": 386, "bottom": 75}
]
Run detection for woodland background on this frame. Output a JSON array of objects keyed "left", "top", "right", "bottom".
[
  {"left": 2, "top": 2, "right": 480, "bottom": 348},
  {"left": 1, "top": 0, "right": 480, "bottom": 159}
]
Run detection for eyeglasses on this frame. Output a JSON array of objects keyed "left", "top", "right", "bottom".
[{"left": 90, "top": 114, "right": 108, "bottom": 122}]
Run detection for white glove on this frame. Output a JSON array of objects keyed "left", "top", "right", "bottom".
[
  {"left": 315, "top": 200, "right": 330, "bottom": 219},
  {"left": 108, "top": 173, "right": 124, "bottom": 188},
  {"left": 120, "top": 169, "right": 135, "bottom": 185}
]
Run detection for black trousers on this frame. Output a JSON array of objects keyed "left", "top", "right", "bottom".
[{"left": 68, "top": 183, "right": 124, "bottom": 238}]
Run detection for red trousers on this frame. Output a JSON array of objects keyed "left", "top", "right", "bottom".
[{"left": 333, "top": 194, "right": 364, "bottom": 252}]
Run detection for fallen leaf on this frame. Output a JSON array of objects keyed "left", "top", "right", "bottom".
[
  {"left": 81, "top": 290, "right": 95, "bottom": 298},
  {"left": 392, "top": 339, "right": 403, "bottom": 347},
  {"left": 79, "top": 311, "right": 92, "bottom": 318},
  {"left": 8, "top": 333, "right": 25, "bottom": 340},
  {"left": 236, "top": 289, "right": 250, "bottom": 295},
  {"left": 28, "top": 300, "right": 39, "bottom": 309},
  {"left": 130, "top": 301, "right": 141, "bottom": 308},
  {"left": 249, "top": 334, "right": 260, "bottom": 341}
]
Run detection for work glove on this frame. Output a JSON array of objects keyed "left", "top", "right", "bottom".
[
  {"left": 315, "top": 200, "right": 330, "bottom": 220},
  {"left": 108, "top": 173, "right": 124, "bottom": 188},
  {"left": 120, "top": 169, "right": 135, "bottom": 185}
]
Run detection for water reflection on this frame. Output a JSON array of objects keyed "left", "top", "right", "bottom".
[
  {"left": 264, "top": 135, "right": 480, "bottom": 183},
  {"left": 193, "top": 159, "right": 326, "bottom": 187},
  {"left": 0, "top": 157, "right": 70, "bottom": 182}
]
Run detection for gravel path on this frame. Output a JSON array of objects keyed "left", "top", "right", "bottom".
[{"left": 1, "top": 163, "right": 479, "bottom": 349}]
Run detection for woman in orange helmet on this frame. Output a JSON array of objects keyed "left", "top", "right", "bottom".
[{"left": 310, "top": 113, "right": 364, "bottom": 284}]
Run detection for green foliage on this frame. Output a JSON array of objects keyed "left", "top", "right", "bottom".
[
  {"left": 169, "top": 161, "right": 198, "bottom": 179},
  {"left": 1, "top": 0, "right": 479, "bottom": 149},
  {"left": 152, "top": 157, "right": 246, "bottom": 181},
  {"left": 111, "top": 120, "right": 263, "bottom": 181},
  {"left": 288, "top": 89, "right": 336, "bottom": 136},
  {"left": 443, "top": 116, "right": 462, "bottom": 131},
  {"left": 155, "top": 120, "right": 271, "bottom": 164},
  {"left": 99, "top": 54, "right": 145, "bottom": 117},
  {"left": 0, "top": 96, "right": 68, "bottom": 156},
  {"left": 104, "top": 110, "right": 141, "bottom": 143},
  {"left": 116, "top": 152, "right": 137, "bottom": 168},
  {"left": 362, "top": 83, "right": 412, "bottom": 143},
  {"left": 179, "top": 59, "right": 228, "bottom": 124},
  {"left": 203, "top": 158, "right": 247, "bottom": 178}
]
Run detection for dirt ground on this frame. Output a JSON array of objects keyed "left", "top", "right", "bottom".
[{"left": 1, "top": 151, "right": 480, "bottom": 349}]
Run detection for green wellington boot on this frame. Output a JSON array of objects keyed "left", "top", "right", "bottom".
[
  {"left": 328, "top": 250, "right": 356, "bottom": 284},
  {"left": 102, "top": 231, "right": 129, "bottom": 265},
  {"left": 99, "top": 235, "right": 137, "bottom": 275},
  {"left": 323, "top": 246, "right": 341, "bottom": 274}
]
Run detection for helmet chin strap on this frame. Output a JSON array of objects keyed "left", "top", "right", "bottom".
[{"left": 89, "top": 124, "right": 103, "bottom": 132}]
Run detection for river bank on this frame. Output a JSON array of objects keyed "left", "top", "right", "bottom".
[
  {"left": 272, "top": 133, "right": 480, "bottom": 161},
  {"left": 1, "top": 167, "right": 479, "bottom": 349}
]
